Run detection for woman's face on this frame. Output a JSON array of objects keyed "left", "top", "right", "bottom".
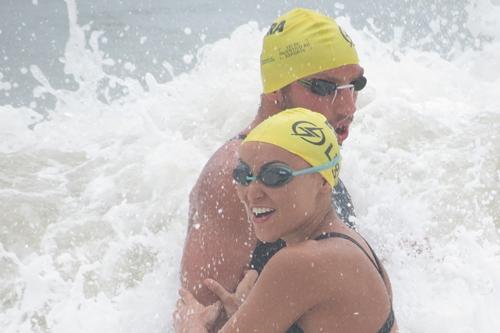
[{"left": 235, "top": 142, "right": 327, "bottom": 243}]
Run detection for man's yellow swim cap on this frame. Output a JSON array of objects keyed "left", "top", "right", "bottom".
[
  {"left": 243, "top": 108, "right": 341, "bottom": 187},
  {"left": 260, "top": 8, "right": 359, "bottom": 93}
]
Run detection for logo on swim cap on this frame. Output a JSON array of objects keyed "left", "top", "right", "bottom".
[{"left": 291, "top": 121, "right": 326, "bottom": 146}]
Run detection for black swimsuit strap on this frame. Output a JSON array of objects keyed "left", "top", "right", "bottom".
[
  {"left": 314, "top": 232, "right": 384, "bottom": 277},
  {"left": 379, "top": 308, "right": 395, "bottom": 333}
]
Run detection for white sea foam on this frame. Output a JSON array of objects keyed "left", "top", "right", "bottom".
[{"left": 1, "top": 0, "right": 499, "bottom": 332}]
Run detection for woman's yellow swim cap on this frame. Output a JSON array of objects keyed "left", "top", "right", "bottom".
[
  {"left": 260, "top": 8, "right": 359, "bottom": 93},
  {"left": 243, "top": 108, "right": 341, "bottom": 187}
]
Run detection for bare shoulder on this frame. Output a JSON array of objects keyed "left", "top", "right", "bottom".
[
  {"left": 197, "top": 139, "right": 241, "bottom": 178},
  {"left": 181, "top": 139, "right": 256, "bottom": 305},
  {"left": 257, "top": 242, "right": 351, "bottom": 297},
  {"left": 224, "top": 243, "right": 336, "bottom": 331},
  {"left": 236, "top": 238, "right": 394, "bottom": 332},
  {"left": 261, "top": 239, "right": 380, "bottom": 293},
  {"left": 189, "top": 139, "right": 241, "bottom": 219},
  {"left": 267, "top": 239, "right": 356, "bottom": 270}
]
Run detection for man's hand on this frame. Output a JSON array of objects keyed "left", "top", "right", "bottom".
[
  {"left": 204, "top": 270, "right": 258, "bottom": 317},
  {"left": 173, "top": 288, "right": 222, "bottom": 333}
]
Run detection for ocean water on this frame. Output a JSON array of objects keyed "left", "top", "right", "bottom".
[{"left": 1, "top": 0, "right": 500, "bottom": 332}]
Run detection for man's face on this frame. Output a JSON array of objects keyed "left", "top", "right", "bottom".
[{"left": 281, "top": 64, "right": 364, "bottom": 145}]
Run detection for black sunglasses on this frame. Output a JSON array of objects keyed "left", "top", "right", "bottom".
[
  {"left": 233, "top": 157, "right": 340, "bottom": 188},
  {"left": 298, "top": 75, "right": 367, "bottom": 97}
]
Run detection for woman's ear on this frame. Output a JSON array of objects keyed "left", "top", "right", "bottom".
[{"left": 320, "top": 179, "right": 332, "bottom": 194}]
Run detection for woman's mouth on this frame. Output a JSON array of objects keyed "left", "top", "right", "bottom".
[{"left": 251, "top": 207, "right": 275, "bottom": 224}]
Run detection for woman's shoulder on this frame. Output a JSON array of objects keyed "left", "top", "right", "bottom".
[
  {"left": 252, "top": 242, "right": 343, "bottom": 311},
  {"left": 262, "top": 240, "right": 358, "bottom": 285},
  {"left": 263, "top": 236, "right": 377, "bottom": 287},
  {"left": 249, "top": 237, "right": 392, "bottom": 331}
]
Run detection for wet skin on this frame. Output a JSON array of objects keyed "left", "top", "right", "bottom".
[
  {"left": 180, "top": 64, "right": 364, "bottom": 307},
  {"left": 235, "top": 142, "right": 332, "bottom": 245},
  {"left": 177, "top": 142, "right": 396, "bottom": 333}
]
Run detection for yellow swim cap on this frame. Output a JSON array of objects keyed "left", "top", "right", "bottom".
[
  {"left": 260, "top": 8, "right": 359, "bottom": 93},
  {"left": 243, "top": 108, "right": 341, "bottom": 187}
]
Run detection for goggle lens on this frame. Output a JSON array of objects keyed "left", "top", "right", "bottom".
[
  {"left": 300, "top": 75, "right": 367, "bottom": 96},
  {"left": 352, "top": 76, "right": 367, "bottom": 91},
  {"left": 311, "top": 80, "right": 336, "bottom": 96},
  {"left": 233, "top": 163, "right": 252, "bottom": 186},
  {"left": 233, "top": 162, "right": 294, "bottom": 187},
  {"left": 260, "top": 163, "right": 293, "bottom": 187}
]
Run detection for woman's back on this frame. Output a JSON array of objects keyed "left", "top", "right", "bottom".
[{"left": 255, "top": 221, "right": 394, "bottom": 333}]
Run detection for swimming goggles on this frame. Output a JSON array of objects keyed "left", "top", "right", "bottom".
[
  {"left": 298, "top": 75, "right": 367, "bottom": 97},
  {"left": 233, "top": 156, "right": 341, "bottom": 188}
]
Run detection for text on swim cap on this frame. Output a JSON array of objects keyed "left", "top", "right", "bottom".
[
  {"left": 266, "top": 20, "right": 286, "bottom": 36},
  {"left": 338, "top": 26, "right": 354, "bottom": 47}
]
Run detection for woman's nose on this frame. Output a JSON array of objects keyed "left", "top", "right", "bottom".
[{"left": 245, "top": 179, "right": 266, "bottom": 200}]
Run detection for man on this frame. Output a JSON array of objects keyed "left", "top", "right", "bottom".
[{"left": 180, "top": 8, "right": 366, "bottom": 307}]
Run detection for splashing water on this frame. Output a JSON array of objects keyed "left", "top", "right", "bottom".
[{"left": 1, "top": 0, "right": 499, "bottom": 332}]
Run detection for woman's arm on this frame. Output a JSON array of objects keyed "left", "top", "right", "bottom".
[
  {"left": 176, "top": 239, "right": 393, "bottom": 333},
  {"left": 176, "top": 247, "right": 327, "bottom": 333},
  {"left": 217, "top": 247, "right": 334, "bottom": 333}
]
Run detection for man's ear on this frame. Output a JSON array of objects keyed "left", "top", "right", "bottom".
[
  {"left": 274, "top": 88, "right": 286, "bottom": 109},
  {"left": 259, "top": 89, "right": 286, "bottom": 114}
]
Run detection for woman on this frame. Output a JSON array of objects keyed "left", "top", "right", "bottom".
[{"left": 175, "top": 108, "right": 396, "bottom": 332}]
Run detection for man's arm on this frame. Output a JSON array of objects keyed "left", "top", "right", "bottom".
[{"left": 180, "top": 140, "right": 257, "bottom": 306}]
